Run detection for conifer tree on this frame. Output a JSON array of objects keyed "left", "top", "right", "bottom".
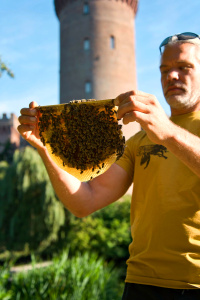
[{"left": 0, "top": 146, "right": 65, "bottom": 257}]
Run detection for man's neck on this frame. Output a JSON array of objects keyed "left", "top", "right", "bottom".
[{"left": 170, "top": 101, "right": 200, "bottom": 117}]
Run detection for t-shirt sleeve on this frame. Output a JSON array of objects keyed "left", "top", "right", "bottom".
[{"left": 115, "top": 136, "right": 136, "bottom": 182}]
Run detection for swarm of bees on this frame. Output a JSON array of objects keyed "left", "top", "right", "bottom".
[{"left": 37, "top": 99, "right": 125, "bottom": 181}]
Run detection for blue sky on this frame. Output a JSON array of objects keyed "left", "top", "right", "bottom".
[{"left": 0, "top": 0, "right": 200, "bottom": 118}]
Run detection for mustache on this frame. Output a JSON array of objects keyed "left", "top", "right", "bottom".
[{"left": 164, "top": 83, "right": 187, "bottom": 94}]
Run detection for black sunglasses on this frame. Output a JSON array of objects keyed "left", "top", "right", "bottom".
[{"left": 159, "top": 32, "right": 200, "bottom": 53}]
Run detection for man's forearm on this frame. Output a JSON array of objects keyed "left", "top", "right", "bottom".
[
  {"left": 163, "top": 124, "right": 200, "bottom": 178},
  {"left": 37, "top": 147, "right": 93, "bottom": 218},
  {"left": 36, "top": 147, "right": 130, "bottom": 218}
]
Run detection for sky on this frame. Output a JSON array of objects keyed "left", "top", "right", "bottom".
[{"left": 0, "top": 0, "right": 200, "bottom": 118}]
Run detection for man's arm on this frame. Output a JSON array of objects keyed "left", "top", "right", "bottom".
[
  {"left": 37, "top": 147, "right": 131, "bottom": 217},
  {"left": 158, "top": 125, "right": 200, "bottom": 179},
  {"left": 18, "top": 102, "right": 132, "bottom": 218},
  {"left": 116, "top": 90, "right": 200, "bottom": 178}
]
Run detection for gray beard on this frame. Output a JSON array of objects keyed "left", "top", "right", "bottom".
[{"left": 165, "top": 93, "right": 198, "bottom": 110}]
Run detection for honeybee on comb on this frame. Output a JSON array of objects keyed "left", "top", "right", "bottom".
[{"left": 36, "top": 99, "right": 125, "bottom": 181}]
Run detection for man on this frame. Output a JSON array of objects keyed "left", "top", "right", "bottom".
[{"left": 18, "top": 32, "right": 200, "bottom": 299}]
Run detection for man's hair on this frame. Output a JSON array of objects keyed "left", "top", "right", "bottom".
[
  {"left": 161, "top": 38, "right": 200, "bottom": 63},
  {"left": 161, "top": 39, "right": 200, "bottom": 60}
]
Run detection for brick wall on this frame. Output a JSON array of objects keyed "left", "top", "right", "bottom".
[
  {"left": 0, "top": 113, "right": 20, "bottom": 154},
  {"left": 56, "top": 0, "right": 138, "bottom": 102}
]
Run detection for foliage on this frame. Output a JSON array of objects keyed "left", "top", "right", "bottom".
[
  {"left": 0, "top": 140, "right": 16, "bottom": 163},
  {"left": 0, "top": 57, "right": 14, "bottom": 78},
  {"left": 0, "top": 147, "right": 65, "bottom": 258},
  {"left": 0, "top": 264, "right": 12, "bottom": 300},
  {"left": 0, "top": 145, "right": 132, "bottom": 271},
  {"left": 0, "top": 160, "right": 9, "bottom": 180},
  {"left": 0, "top": 250, "right": 123, "bottom": 300},
  {"left": 59, "top": 195, "right": 131, "bottom": 268}
]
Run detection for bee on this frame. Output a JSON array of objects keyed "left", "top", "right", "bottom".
[{"left": 37, "top": 98, "right": 125, "bottom": 177}]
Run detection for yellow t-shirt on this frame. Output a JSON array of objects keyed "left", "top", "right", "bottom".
[{"left": 116, "top": 111, "right": 200, "bottom": 289}]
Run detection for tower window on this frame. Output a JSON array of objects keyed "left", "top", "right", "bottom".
[
  {"left": 85, "top": 81, "right": 91, "bottom": 93},
  {"left": 110, "top": 36, "right": 115, "bottom": 49},
  {"left": 84, "top": 38, "right": 90, "bottom": 50},
  {"left": 83, "top": 3, "right": 90, "bottom": 15}
]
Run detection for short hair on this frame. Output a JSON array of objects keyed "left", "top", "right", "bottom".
[{"left": 161, "top": 39, "right": 200, "bottom": 63}]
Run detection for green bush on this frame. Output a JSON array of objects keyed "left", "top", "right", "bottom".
[
  {"left": 59, "top": 196, "right": 131, "bottom": 268},
  {"left": 1, "top": 251, "right": 123, "bottom": 300},
  {"left": 0, "top": 265, "right": 12, "bottom": 300},
  {"left": 0, "top": 146, "right": 131, "bottom": 271},
  {"left": 0, "top": 147, "right": 65, "bottom": 258}
]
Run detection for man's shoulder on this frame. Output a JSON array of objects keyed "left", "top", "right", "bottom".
[{"left": 126, "top": 129, "right": 147, "bottom": 145}]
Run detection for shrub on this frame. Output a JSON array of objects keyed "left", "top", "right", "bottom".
[
  {"left": 0, "top": 147, "right": 65, "bottom": 258},
  {"left": 60, "top": 195, "right": 132, "bottom": 269},
  {"left": 0, "top": 265, "right": 12, "bottom": 300},
  {"left": 1, "top": 251, "right": 123, "bottom": 300},
  {"left": 0, "top": 146, "right": 132, "bottom": 272}
]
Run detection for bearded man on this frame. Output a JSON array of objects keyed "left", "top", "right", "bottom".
[{"left": 18, "top": 32, "right": 200, "bottom": 299}]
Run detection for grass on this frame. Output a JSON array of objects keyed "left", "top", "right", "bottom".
[{"left": 0, "top": 250, "right": 123, "bottom": 300}]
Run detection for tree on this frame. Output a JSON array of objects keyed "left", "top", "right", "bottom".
[
  {"left": 0, "top": 140, "right": 17, "bottom": 163},
  {"left": 58, "top": 195, "right": 132, "bottom": 269},
  {"left": 0, "top": 147, "right": 65, "bottom": 259},
  {"left": 0, "top": 56, "right": 14, "bottom": 78}
]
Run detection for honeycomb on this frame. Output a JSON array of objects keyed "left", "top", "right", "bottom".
[{"left": 36, "top": 99, "right": 125, "bottom": 181}]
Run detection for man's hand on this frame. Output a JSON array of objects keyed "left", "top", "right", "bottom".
[
  {"left": 115, "top": 90, "right": 174, "bottom": 145},
  {"left": 18, "top": 101, "right": 44, "bottom": 150},
  {"left": 18, "top": 102, "right": 132, "bottom": 217}
]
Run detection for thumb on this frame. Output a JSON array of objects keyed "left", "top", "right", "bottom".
[{"left": 29, "top": 101, "right": 38, "bottom": 109}]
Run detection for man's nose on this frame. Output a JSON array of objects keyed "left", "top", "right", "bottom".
[{"left": 167, "top": 70, "right": 179, "bottom": 81}]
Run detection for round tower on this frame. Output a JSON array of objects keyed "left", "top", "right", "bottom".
[
  {"left": 55, "top": 0, "right": 138, "bottom": 100},
  {"left": 54, "top": 0, "right": 140, "bottom": 141}
]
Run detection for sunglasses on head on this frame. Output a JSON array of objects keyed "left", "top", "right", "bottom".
[{"left": 159, "top": 32, "right": 200, "bottom": 53}]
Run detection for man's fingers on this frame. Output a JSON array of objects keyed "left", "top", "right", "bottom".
[
  {"left": 134, "top": 90, "right": 150, "bottom": 97},
  {"left": 17, "top": 124, "right": 35, "bottom": 137},
  {"left": 18, "top": 115, "right": 37, "bottom": 125},
  {"left": 115, "top": 90, "right": 135, "bottom": 105},
  {"left": 19, "top": 102, "right": 38, "bottom": 117},
  {"left": 29, "top": 101, "right": 38, "bottom": 109},
  {"left": 122, "top": 112, "right": 137, "bottom": 125},
  {"left": 114, "top": 90, "right": 150, "bottom": 106},
  {"left": 117, "top": 98, "right": 149, "bottom": 120},
  {"left": 20, "top": 107, "right": 37, "bottom": 116},
  {"left": 122, "top": 110, "right": 147, "bottom": 126}
]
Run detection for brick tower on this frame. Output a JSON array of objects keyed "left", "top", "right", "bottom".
[
  {"left": 0, "top": 113, "right": 20, "bottom": 161},
  {"left": 54, "top": 0, "right": 140, "bottom": 140}
]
